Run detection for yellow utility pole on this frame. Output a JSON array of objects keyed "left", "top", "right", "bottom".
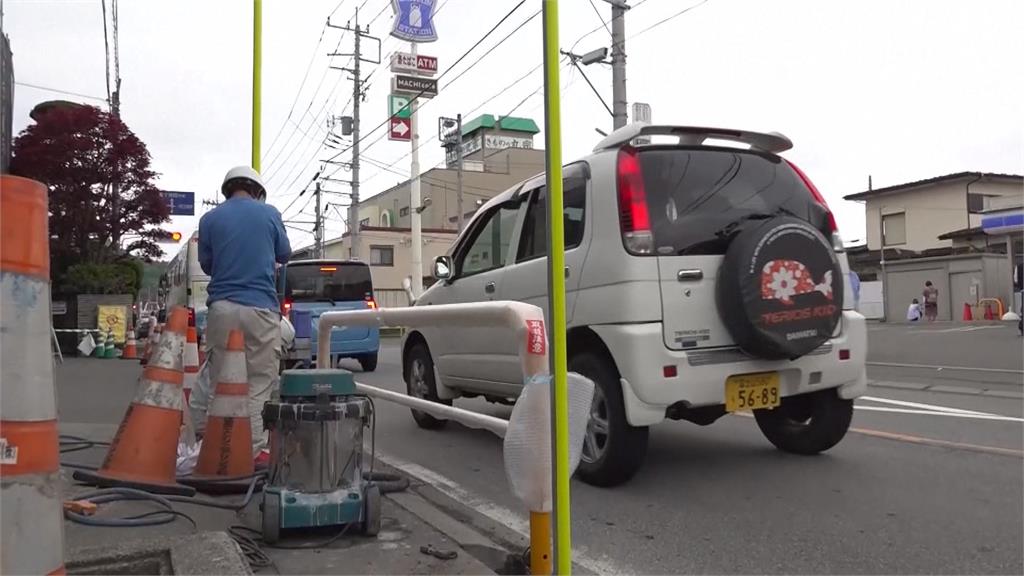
[
  {"left": 252, "top": 0, "right": 262, "bottom": 171},
  {"left": 541, "top": 0, "right": 571, "bottom": 573}
]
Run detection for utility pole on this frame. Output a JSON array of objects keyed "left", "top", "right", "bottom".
[
  {"left": 610, "top": 0, "right": 628, "bottom": 129},
  {"left": 328, "top": 10, "right": 380, "bottom": 260},
  {"left": 314, "top": 180, "right": 323, "bottom": 257},
  {"left": 439, "top": 114, "right": 464, "bottom": 231},
  {"left": 409, "top": 41, "right": 423, "bottom": 297}
]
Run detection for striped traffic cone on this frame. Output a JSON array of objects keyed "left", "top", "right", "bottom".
[
  {"left": 73, "top": 307, "right": 195, "bottom": 496},
  {"left": 122, "top": 331, "right": 139, "bottom": 360},
  {"left": 183, "top": 326, "right": 200, "bottom": 405},
  {"left": 188, "top": 329, "right": 254, "bottom": 484},
  {"left": 93, "top": 330, "right": 106, "bottom": 358},
  {"left": 141, "top": 324, "right": 162, "bottom": 366},
  {"left": 104, "top": 329, "right": 117, "bottom": 359},
  {"left": 0, "top": 175, "right": 66, "bottom": 575}
]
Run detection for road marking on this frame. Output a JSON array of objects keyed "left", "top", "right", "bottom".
[
  {"left": 867, "top": 361, "right": 1023, "bottom": 374},
  {"left": 847, "top": 427, "right": 1024, "bottom": 458},
  {"left": 859, "top": 395, "right": 997, "bottom": 416},
  {"left": 855, "top": 405, "right": 1024, "bottom": 423},
  {"left": 375, "top": 451, "right": 631, "bottom": 576}
]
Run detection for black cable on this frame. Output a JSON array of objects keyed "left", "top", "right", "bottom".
[
  {"left": 227, "top": 525, "right": 275, "bottom": 569},
  {"left": 629, "top": 0, "right": 710, "bottom": 40}
]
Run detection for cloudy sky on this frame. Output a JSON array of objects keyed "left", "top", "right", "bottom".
[{"left": 5, "top": 0, "right": 1022, "bottom": 255}]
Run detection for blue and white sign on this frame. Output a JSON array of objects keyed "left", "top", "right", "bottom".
[
  {"left": 390, "top": 0, "right": 438, "bottom": 43},
  {"left": 981, "top": 211, "right": 1024, "bottom": 235},
  {"left": 161, "top": 191, "right": 195, "bottom": 216}
]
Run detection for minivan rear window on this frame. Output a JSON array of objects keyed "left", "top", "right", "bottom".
[
  {"left": 638, "top": 147, "right": 826, "bottom": 255},
  {"left": 284, "top": 262, "right": 372, "bottom": 302}
]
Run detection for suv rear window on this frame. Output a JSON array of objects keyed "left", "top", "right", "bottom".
[
  {"left": 284, "top": 262, "right": 373, "bottom": 302},
  {"left": 638, "top": 147, "right": 826, "bottom": 255}
]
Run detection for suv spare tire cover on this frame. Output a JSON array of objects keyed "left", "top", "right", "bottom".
[{"left": 717, "top": 216, "right": 844, "bottom": 360}]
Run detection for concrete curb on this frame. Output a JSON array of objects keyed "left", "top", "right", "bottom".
[{"left": 868, "top": 379, "right": 1024, "bottom": 399}]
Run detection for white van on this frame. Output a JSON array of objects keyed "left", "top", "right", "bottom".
[{"left": 159, "top": 231, "right": 211, "bottom": 335}]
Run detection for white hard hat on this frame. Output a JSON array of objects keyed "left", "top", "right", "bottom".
[{"left": 221, "top": 166, "right": 267, "bottom": 201}]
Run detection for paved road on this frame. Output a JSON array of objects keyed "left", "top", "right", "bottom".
[
  {"left": 343, "top": 331, "right": 1022, "bottom": 575},
  {"left": 54, "top": 322, "right": 1022, "bottom": 574}
]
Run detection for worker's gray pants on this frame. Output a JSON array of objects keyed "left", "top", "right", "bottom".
[{"left": 189, "top": 300, "right": 281, "bottom": 456}]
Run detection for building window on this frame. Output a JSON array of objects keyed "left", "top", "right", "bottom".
[
  {"left": 370, "top": 245, "right": 394, "bottom": 267},
  {"left": 399, "top": 206, "right": 410, "bottom": 217},
  {"left": 967, "top": 193, "right": 987, "bottom": 214},
  {"left": 359, "top": 218, "right": 370, "bottom": 227},
  {"left": 380, "top": 211, "right": 392, "bottom": 227},
  {"left": 882, "top": 212, "right": 906, "bottom": 246}
]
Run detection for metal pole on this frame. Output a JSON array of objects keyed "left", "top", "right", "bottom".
[
  {"left": 542, "top": 1, "right": 571, "bottom": 573},
  {"left": 314, "top": 181, "right": 323, "bottom": 258},
  {"left": 610, "top": 1, "right": 627, "bottom": 130},
  {"left": 410, "top": 42, "right": 424, "bottom": 297},
  {"left": 879, "top": 204, "right": 887, "bottom": 322},
  {"left": 252, "top": 0, "right": 262, "bottom": 171},
  {"left": 349, "top": 9, "right": 362, "bottom": 260},
  {"left": 456, "top": 113, "right": 464, "bottom": 232}
]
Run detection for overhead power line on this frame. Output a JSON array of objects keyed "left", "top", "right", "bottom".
[
  {"left": 14, "top": 82, "right": 106, "bottom": 102},
  {"left": 321, "top": 0, "right": 529, "bottom": 169},
  {"left": 629, "top": 0, "right": 710, "bottom": 39}
]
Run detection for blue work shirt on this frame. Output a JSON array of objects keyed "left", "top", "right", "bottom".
[{"left": 198, "top": 197, "right": 291, "bottom": 311}]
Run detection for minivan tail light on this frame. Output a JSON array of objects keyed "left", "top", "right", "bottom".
[
  {"left": 616, "top": 147, "right": 654, "bottom": 255},
  {"left": 281, "top": 298, "right": 293, "bottom": 317},
  {"left": 785, "top": 159, "right": 843, "bottom": 251},
  {"left": 187, "top": 307, "right": 196, "bottom": 327},
  {"left": 366, "top": 296, "right": 377, "bottom": 310}
]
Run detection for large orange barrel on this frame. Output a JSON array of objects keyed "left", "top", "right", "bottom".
[{"left": 0, "top": 175, "right": 66, "bottom": 575}]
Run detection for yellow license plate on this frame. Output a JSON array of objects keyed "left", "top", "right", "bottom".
[{"left": 725, "top": 372, "right": 781, "bottom": 412}]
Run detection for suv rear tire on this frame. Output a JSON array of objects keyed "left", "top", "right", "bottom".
[
  {"left": 570, "top": 351, "right": 648, "bottom": 487},
  {"left": 359, "top": 353, "right": 378, "bottom": 372},
  {"left": 404, "top": 342, "right": 451, "bottom": 430},
  {"left": 753, "top": 389, "right": 853, "bottom": 454}
]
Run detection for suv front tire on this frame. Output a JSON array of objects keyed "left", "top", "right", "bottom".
[
  {"left": 570, "top": 351, "right": 648, "bottom": 487},
  {"left": 404, "top": 341, "right": 451, "bottom": 430}
]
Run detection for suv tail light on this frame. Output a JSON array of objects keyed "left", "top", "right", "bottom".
[
  {"left": 616, "top": 146, "right": 654, "bottom": 255},
  {"left": 785, "top": 159, "right": 844, "bottom": 251},
  {"left": 366, "top": 296, "right": 377, "bottom": 310},
  {"left": 281, "top": 298, "right": 293, "bottom": 317}
]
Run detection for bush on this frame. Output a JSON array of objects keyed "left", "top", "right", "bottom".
[{"left": 60, "top": 261, "right": 142, "bottom": 295}]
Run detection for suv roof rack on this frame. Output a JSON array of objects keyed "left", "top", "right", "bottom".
[{"left": 593, "top": 123, "right": 793, "bottom": 154}]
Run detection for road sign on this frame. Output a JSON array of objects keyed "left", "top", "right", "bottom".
[
  {"left": 389, "top": 94, "right": 412, "bottom": 119},
  {"left": 160, "top": 191, "right": 195, "bottom": 216},
  {"left": 392, "top": 75, "right": 437, "bottom": 98},
  {"left": 390, "top": 52, "right": 438, "bottom": 77},
  {"left": 389, "top": 117, "right": 412, "bottom": 141},
  {"left": 390, "top": 0, "right": 438, "bottom": 43}
]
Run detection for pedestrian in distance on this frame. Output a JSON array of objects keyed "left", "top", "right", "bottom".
[
  {"left": 906, "top": 298, "right": 923, "bottom": 322},
  {"left": 194, "top": 166, "right": 290, "bottom": 467},
  {"left": 922, "top": 280, "right": 939, "bottom": 321}
]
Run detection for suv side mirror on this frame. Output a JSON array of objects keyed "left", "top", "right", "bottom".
[{"left": 433, "top": 256, "right": 453, "bottom": 280}]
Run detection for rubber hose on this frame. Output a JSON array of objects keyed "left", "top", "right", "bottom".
[
  {"left": 63, "top": 488, "right": 196, "bottom": 528},
  {"left": 363, "top": 471, "right": 409, "bottom": 493}
]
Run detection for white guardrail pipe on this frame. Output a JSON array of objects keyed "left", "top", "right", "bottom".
[{"left": 316, "top": 301, "right": 549, "bottom": 437}]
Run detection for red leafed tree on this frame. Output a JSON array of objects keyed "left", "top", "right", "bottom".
[{"left": 10, "top": 102, "right": 169, "bottom": 275}]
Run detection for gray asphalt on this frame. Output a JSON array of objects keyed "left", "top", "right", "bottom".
[
  {"left": 344, "top": 330, "right": 1023, "bottom": 575},
  {"left": 54, "top": 322, "right": 1023, "bottom": 575}
]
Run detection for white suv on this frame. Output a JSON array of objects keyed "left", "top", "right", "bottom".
[{"left": 402, "top": 124, "right": 867, "bottom": 486}]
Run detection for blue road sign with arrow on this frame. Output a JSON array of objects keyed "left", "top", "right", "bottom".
[{"left": 161, "top": 191, "right": 195, "bottom": 216}]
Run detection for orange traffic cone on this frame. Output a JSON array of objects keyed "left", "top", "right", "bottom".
[
  {"left": 984, "top": 303, "right": 995, "bottom": 320},
  {"left": 122, "top": 332, "right": 139, "bottom": 360},
  {"left": 962, "top": 302, "right": 973, "bottom": 321},
  {"left": 73, "top": 307, "right": 195, "bottom": 496},
  {"left": 183, "top": 326, "right": 200, "bottom": 405},
  {"left": 141, "top": 324, "right": 161, "bottom": 366},
  {"left": 188, "top": 330, "right": 254, "bottom": 484}
]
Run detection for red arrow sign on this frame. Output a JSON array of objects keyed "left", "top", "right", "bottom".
[{"left": 389, "top": 117, "right": 411, "bottom": 141}]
